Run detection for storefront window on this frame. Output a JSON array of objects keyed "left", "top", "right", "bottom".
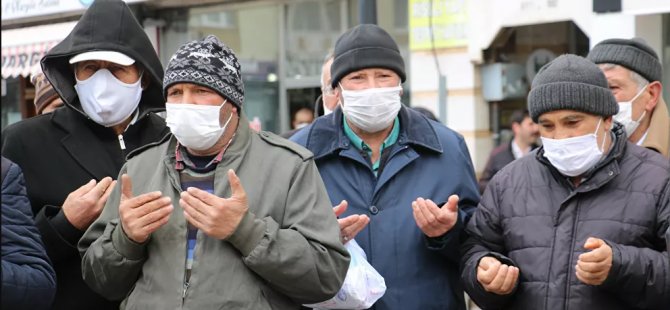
[
  {"left": 285, "top": 0, "right": 342, "bottom": 80},
  {"left": 1, "top": 77, "right": 22, "bottom": 130},
  {"left": 162, "top": 4, "right": 281, "bottom": 132}
]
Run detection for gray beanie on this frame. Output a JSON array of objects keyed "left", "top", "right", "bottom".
[
  {"left": 163, "top": 35, "right": 244, "bottom": 108},
  {"left": 330, "top": 24, "right": 406, "bottom": 88},
  {"left": 587, "top": 37, "right": 662, "bottom": 83},
  {"left": 527, "top": 54, "right": 618, "bottom": 122}
]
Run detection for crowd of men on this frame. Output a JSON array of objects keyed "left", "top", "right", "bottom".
[{"left": 1, "top": 0, "right": 668, "bottom": 309}]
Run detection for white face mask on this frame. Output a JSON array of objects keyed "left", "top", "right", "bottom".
[
  {"left": 165, "top": 101, "right": 233, "bottom": 151},
  {"left": 614, "top": 85, "right": 647, "bottom": 137},
  {"left": 340, "top": 84, "right": 402, "bottom": 133},
  {"left": 541, "top": 118, "right": 606, "bottom": 177},
  {"left": 75, "top": 69, "right": 142, "bottom": 127}
]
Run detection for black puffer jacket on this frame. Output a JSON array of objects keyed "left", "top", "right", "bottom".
[{"left": 462, "top": 124, "right": 670, "bottom": 310}]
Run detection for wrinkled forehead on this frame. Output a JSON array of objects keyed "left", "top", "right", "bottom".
[{"left": 343, "top": 67, "right": 399, "bottom": 78}]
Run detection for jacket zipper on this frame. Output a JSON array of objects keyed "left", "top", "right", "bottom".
[
  {"left": 564, "top": 200, "right": 581, "bottom": 310},
  {"left": 181, "top": 279, "right": 189, "bottom": 305},
  {"left": 118, "top": 134, "right": 126, "bottom": 150}
]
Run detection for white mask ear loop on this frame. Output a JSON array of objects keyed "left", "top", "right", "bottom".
[
  {"left": 594, "top": 118, "right": 606, "bottom": 152},
  {"left": 219, "top": 100, "right": 234, "bottom": 128},
  {"left": 629, "top": 85, "right": 648, "bottom": 123}
]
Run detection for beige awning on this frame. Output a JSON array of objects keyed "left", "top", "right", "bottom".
[{"left": 1, "top": 21, "right": 77, "bottom": 79}]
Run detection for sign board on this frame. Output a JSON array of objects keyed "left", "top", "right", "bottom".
[
  {"left": 2, "top": 0, "right": 145, "bottom": 21},
  {"left": 409, "top": 0, "right": 468, "bottom": 51}
]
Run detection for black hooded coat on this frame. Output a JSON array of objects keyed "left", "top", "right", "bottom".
[{"left": 1, "top": 0, "right": 170, "bottom": 308}]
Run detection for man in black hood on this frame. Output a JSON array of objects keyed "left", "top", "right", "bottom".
[{"left": 1, "top": 0, "right": 169, "bottom": 309}]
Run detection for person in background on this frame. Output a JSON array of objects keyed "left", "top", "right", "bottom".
[
  {"left": 0, "top": 0, "right": 170, "bottom": 309},
  {"left": 478, "top": 109, "right": 539, "bottom": 193},
  {"left": 292, "top": 24, "right": 480, "bottom": 310},
  {"left": 319, "top": 53, "right": 339, "bottom": 117},
  {"left": 293, "top": 107, "right": 315, "bottom": 130},
  {"left": 31, "top": 71, "right": 64, "bottom": 114},
  {"left": 79, "top": 35, "right": 349, "bottom": 309},
  {"left": 588, "top": 37, "right": 670, "bottom": 158},
  {"left": 1, "top": 156, "right": 56, "bottom": 310},
  {"left": 461, "top": 54, "right": 669, "bottom": 310},
  {"left": 281, "top": 107, "right": 315, "bottom": 139}
]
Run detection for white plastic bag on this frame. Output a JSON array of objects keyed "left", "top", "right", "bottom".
[{"left": 304, "top": 239, "right": 386, "bottom": 309}]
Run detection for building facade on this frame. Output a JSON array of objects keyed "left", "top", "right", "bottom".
[
  {"left": 409, "top": 0, "right": 670, "bottom": 176},
  {"left": 3, "top": 0, "right": 668, "bottom": 176}
]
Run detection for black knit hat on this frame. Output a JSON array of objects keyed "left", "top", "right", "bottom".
[
  {"left": 587, "top": 37, "right": 662, "bottom": 83},
  {"left": 527, "top": 54, "right": 618, "bottom": 122},
  {"left": 163, "top": 35, "right": 244, "bottom": 108},
  {"left": 330, "top": 24, "right": 406, "bottom": 88}
]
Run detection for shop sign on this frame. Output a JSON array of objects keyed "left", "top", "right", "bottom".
[
  {"left": 409, "top": 0, "right": 468, "bottom": 51},
  {"left": 2, "top": 0, "right": 144, "bottom": 21}
]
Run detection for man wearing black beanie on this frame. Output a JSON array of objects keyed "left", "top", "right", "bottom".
[
  {"left": 588, "top": 37, "right": 669, "bottom": 158},
  {"left": 291, "top": 24, "right": 480, "bottom": 310},
  {"left": 461, "top": 54, "right": 670, "bottom": 310}
]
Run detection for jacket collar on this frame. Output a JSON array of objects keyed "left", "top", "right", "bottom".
[
  {"left": 304, "top": 106, "right": 443, "bottom": 159},
  {"left": 641, "top": 97, "right": 670, "bottom": 158}
]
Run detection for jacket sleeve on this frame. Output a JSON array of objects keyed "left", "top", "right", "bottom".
[
  {"left": 460, "top": 175, "right": 519, "bottom": 309},
  {"left": 226, "top": 158, "right": 350, "bottom": 304},
  {"left": 425, "top": 135, "right": 481, "bottom": 263},
  {"left": 78, "top": 165, "right": 148, "bottom": 301},
  {"left": 1, "top": 160, "right": 57, "bottom": 310},
  {"left": 599, "top": 180, "right": 670, "bottom": 309},
  {"left": 33, "top": 205, "right": 85, "bottom": 263},
  {"left": 2, "top": 126, "right": 83, "bottom": 264}
]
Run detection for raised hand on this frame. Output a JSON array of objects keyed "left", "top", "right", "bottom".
[
  {"left": 181, "top": 169, "right": 249, "bottom": 240},
  {"left": 118, "top": 174, "right": 173, "bottom": 243},
  {"left": 477, "top": 256, "right": 519, "bottom": 295},
  {"left": 333, "top": 200, "right": 369, "bottom": 243},
  {"left": 62, "top": 177, "right": 116, "bottom": 230},
  {"left": 412, "top": 195, "right": 459, "bottom": 237},
  {"left": 575, "top": 237, "right": 612, "bottom": 285}
]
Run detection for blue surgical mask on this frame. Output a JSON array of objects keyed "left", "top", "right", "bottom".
[{"left": 75, "top": 69, "right": 142, "bottom": 127}]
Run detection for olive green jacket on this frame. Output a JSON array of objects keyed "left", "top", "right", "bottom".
[{"left": 79, "top": 116, "right": 349, "bottom": 309}]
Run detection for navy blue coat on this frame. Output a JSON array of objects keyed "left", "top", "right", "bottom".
[
  {"left": 292, "top": 107, "right": 480, "bottom": 309},
  {"left": 1, "top": 156, "right": 56, "bottom": 309}
]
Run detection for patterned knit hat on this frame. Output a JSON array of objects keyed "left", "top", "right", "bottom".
[
  {"left": 163, "top": 35, "right": 244, "bottom": 108},
  {"left": 527, "top": 54, "right": 618, "bottom": 122},
  {"left": 30, "top": 71, "right": 60, "bottom": 114}
]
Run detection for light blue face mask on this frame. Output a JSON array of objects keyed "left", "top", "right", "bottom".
[
  {"left": 541, "top": 118, "right": 606, "bottom": 177},
  {"left": 75, "top": 69, "right": 142, "bottom": 127}
]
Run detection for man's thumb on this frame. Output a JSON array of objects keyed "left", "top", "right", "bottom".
[
  {"left": 444, "top": 194, "right": 459, "bottom": 212},
  {"left": 584, "top": 237, "right": 603, "bottom": 250},
  {"left": 227, "top": 169, "right": 246, "bottom": 198},
  {"left": 121, "top": 174, "right": 133, "bottom": 199},
  {"left": 333, "top": 200, "right": 348, "bottom": 217}
]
